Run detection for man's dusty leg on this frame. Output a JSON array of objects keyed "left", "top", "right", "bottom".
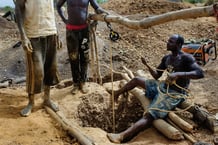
[
  {"left": 110, "top": 77, "right": 144, "bottom": 101},
  {"left": 20, "top": 94, "right": 34, "bottom": 117},
  {"left": 43, "top": 85, "right": 59, "bottom": 112},
  {"left": 107, "top": 113, "right": 154, "bottom": 143}
]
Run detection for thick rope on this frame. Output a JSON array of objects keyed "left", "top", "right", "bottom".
[{"left": 147, "top": 69, "right": 195, "bottom": 113}]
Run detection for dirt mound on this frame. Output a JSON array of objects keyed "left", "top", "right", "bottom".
[
  {"left": 0, "top": 17, "right": 16, "bottom": 29},
  {"left": 102, "top": 0, "right": 192, "bottom": 15},
  {"left": 0, "top": 17, "right": 19, "bottom": 51}
]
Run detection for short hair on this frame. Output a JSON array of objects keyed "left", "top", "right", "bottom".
[{"left": 176, "top": 34, "right": 184, "bottom": 46}]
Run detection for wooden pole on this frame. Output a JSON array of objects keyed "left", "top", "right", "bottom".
[
  {"left": 89, "top": 5, "right": 214, "bottom": 30},
  {"left": 45, "top": 107, "right": 95, "bottom": 145},
  {"left": 89, "top": 24, "right": 97, "bottom": 83}
]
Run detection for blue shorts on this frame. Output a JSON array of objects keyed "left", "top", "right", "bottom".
[{"left": 145, "top": 79, "right": 186, "bottom": 119}]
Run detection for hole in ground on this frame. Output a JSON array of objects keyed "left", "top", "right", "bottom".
[{"left": 77, "top": 92, "right": 144, "bottom": 133}]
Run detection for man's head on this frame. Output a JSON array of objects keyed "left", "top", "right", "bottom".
[{"left": 167, "top": 34, "right": 184, "bottom": 52}]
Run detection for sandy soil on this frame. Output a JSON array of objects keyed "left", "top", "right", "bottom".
[{"left": 0, "top": 0, "right": 218, "bottom": 145}]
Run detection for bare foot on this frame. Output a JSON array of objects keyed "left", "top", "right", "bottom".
[
  {"left": 43, "top": 100, "right": 59, "bottom": 112},
  {"left": 71, "top": 84, "right": 79, "bottom": 95},
  {"left": 107, "top": 133, "right": 123, "bottom": 143},
  {"left": 79, "top": 83, "right": 89, "bottom": 94},
  {"left": 20, "top": 103, "right": 33, "bottom": 117}
]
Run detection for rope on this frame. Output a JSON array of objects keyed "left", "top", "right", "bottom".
[
  {"left": 88, "top": 18, "right": 117, "bottom": 132},
  {"left": 146, "top": 69, "right": 195, "bottom": 114},
  {"left": 102, "top": 15, "right": 120, "bottom": 132},
  {"left": 109, "top": 43, "right": 116, "bottom": 133}
]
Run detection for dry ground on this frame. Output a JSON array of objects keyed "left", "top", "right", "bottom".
[{"left": 0, "top": 0, "right": 218, "bottom": 145}]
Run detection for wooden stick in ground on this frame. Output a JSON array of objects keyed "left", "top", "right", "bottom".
[
  {"left": 90, "top": 25, "right": 97, "bottom": 83},
  {"left": 90, "top": 21, "right": 102, "bottom": 84},
  {"left": 45, "top": 107, "right": 95, "bottom": 145}
]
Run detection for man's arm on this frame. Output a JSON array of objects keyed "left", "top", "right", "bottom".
[
  {"left": 141, "top": 57, "right": 163, "bottom": 80},
  {"left": 15, "top": 0, "right": 26, "bottom": 41},
  {"left": 15, "top": 0, "right": 32, "bottom": 52},
  {"left": 167, "top": 55, "right": 204, "bottom": 82},
  {"left": 90, "top": 0, "right": 108, "bottom": 14},
  {"left": 56, "top": 0, "right": 67, "bottom": 23},
  {"left": 168, "top": 62, "right": 204, "bottom": 80}
]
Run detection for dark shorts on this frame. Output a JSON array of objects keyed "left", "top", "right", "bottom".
[
  {"left": 145, "top": 79, "right": 186, "bottom": 119},
  {"left": 26, "top": 34, "right": 60, "bottom": 94}
]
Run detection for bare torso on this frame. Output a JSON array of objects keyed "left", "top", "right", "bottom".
[{"left": 57, "top": 0, "right": 99, "bottom": 25}]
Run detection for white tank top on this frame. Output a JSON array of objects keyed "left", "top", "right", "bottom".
[{"left": 24, "top": 0, "right": 57, "bottom": 38}]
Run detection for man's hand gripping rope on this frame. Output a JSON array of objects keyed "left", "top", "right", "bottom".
[{"left": 142, "top": 57, "right": 194, "bottom": 113}]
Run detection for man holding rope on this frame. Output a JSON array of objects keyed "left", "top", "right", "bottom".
[
  {"left": 56, "top": 0, "right": 108, "bottom": 94},
  {"left": 107, "top": 34, "right": 216, "bottom": 143},
  {"left": 15, "top": 0, "right": 60, "bottom": 117}
]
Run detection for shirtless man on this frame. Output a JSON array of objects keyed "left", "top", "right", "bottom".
[
  {"left": 57, "top": 0, "right": 108, "bottom": 94},
  {"left": 107, "top": 34, "right": 216, "bottom": 143},
  {"left": 15, "top": 0, "right": 60, "bottom": 117}
]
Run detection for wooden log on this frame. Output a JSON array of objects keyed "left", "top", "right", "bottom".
[
  {"left": 168, "top": 112, "right": 193, "bottom": 133},
  {"left": 102, "top": 80, "right": 122, "bottom": 92},
  {"left": 45, "top": 107, "right": 95, "bottom": 145},
  {"left": 89, "top": 5, "right": 214, "bottom": 30},
  {"left": 167, "top": 118, "right": 197, "bottom": 144},
  {"left": 122, "top": 66, "right": 135, "bottom": 79},
  {"left": 153, "top": 119, "right": 184, "bottom": 140},
  {"left": 119, "top": 72, "right": 131, "bottom": 82},
  {"left": 135, "top": 69, "right": 153, "bottom": 80}
]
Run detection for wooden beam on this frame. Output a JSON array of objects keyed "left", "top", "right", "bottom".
[
  {"left": 45, "top": 107, "right": 96, "bottom": 145},
  {"left": 89, "top": 5, "right": 214, "bottom": 30}
]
